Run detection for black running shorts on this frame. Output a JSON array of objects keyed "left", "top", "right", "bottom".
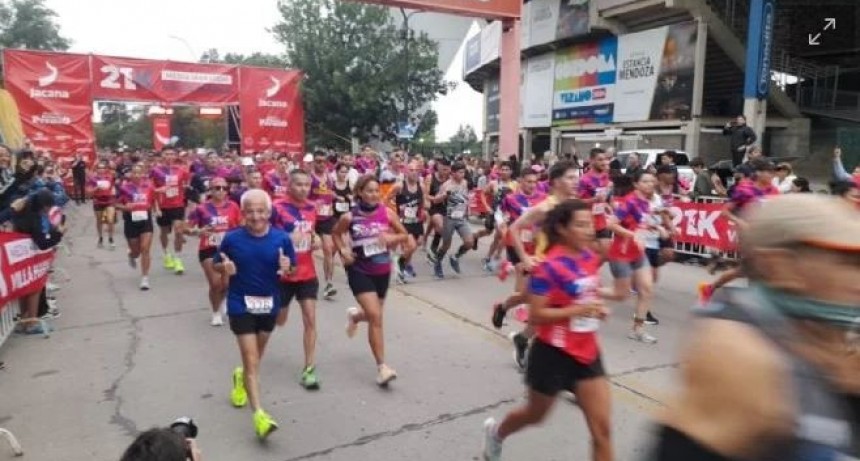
[
  {"left": 526, "top": 339, "right": 605, "bottom": 397},
  {"left": 346, "top": 266, "right": 390, "bottom": 299},
  {"left": 156, "top": 207, "right": 185, "bottom": 228},
  {"left": 123, "top": 213, "right": 153, "bottom": 240},
  {"left": 315, "top": 218, "right": 335, "bottom": 236},
  {"left": 229, "top": 313, "right": 276, "bottom": 335},
  {"left": 280, "top": 278, "right": 319, "bottom": 307}
]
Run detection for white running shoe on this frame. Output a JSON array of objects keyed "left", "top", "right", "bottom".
[
  {"left": 481, "top": 418, "right": 502, "bottom": 461},
  {"left": 139, "top": 276, "right": 150, "bottom": 291},
  {"left": 46, "top": 282, "right": 60, "bottom": 292},
  {"left": 346, "top": 307, "right": 360, "bottom": 338},
  {"left": 627, "top": 329, "right": 657, "bottom": 344},
  {"left": 210, "top": 312, "right": 224, "bottom": 326},
  {"left": 376, "top": 364, "right": 397, "bottom": 387}
]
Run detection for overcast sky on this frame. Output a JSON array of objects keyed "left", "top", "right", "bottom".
[{"left": 44, "top": 0, "right": 483, "bottom": 141}]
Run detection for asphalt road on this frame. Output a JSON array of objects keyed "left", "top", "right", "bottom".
[{"left": 0, "top": 205, "right": 718, "bottom": 461}]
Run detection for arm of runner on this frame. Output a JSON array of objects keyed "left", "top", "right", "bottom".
[
  {"left": 509, "top": 205, "right": 545, "bottom": 269},
  {"left": 480, "top": 182, "right": 494, "bottom": 211},
  {"left": 431, "top": 181, "right": 448, "bottom": 205},
  {"left": 331, "top": 213, "right": 355, "bottom": 266},
  {"left": 526, "top": 292, "right": 606, "bottom": 324},
  {"left": 380, "top": 208, "right": 409, "bottom": 247},
  {"left": 420, "top": 182, "right": 430, "bottom": 210}
]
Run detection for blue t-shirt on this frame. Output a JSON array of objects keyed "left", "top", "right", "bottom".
[{"left": 215, "top": 226, "right": 296, "bottom": 316}]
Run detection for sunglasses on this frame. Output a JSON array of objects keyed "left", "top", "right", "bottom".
[{"left": 210, "top": 186, "right": 228, "bottom": 191}]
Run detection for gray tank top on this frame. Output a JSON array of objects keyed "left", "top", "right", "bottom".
[
  {"left": 702, "top": 288, "right": 858, "bottom": 460},
  {"left": 445, "top": 182, "right": 469, "bottom": 220}
]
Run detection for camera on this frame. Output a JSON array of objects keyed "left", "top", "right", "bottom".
[{"left": 170, "top": 417, "right": 198, "bottom": 460}]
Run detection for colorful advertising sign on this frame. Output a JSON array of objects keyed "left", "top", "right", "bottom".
[
  {"left": 152, "top": 116, "right": 171, "bottom": 150},
  {"left": 354, "top": 0, "right": 521, "bottom": 19},
  {"left": 238, "top": 67, "right": 305, "bottom": 153},
  {"left": 2, "top": 50, "right": 95, "bottom": 157},
  {"left": 552, "top": 37, "right": 617, "bottom": 125},
  {"left": 0, "top": 232, "right": 55, "bottom": 307}
]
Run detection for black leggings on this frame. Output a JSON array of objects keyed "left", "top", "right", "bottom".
[{"left": 73, "top": 176, "right": 86, "bottom": 202}]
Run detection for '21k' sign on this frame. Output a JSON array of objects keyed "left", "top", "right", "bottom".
[{"left": 668, "top": 202, "right": 738, "bottom": 252}]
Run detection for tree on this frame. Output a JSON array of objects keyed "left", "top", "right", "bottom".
[
  {"left": 448, "top": 124, "right": 481, "bottom": 154},
  {"left": 0, "top": 0, "right": 69, "bottom": 50},
  {"left": 271, "top": 0, "right": 452, "bottom": 147}
]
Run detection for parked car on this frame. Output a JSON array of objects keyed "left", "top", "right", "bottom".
[{"left": 616, "top": 149, "right": 695, "bottom": 187}]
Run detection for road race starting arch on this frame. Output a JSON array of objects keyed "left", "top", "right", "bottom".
[
  {"left": 353, "top": 0, "right": 522, "bottom": 159},
  {"left": 1, "top": 49, "right": 304, "bottom": 161}
]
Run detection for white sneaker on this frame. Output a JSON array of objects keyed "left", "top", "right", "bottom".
[
  {"left": 346, "top": 307, "right": 360, "bottom": 338},
  {"left": 628, "top": 329, "right": 657, "bottom": 344},
  {"left": 210, "top": 312, "right": 224, "bottom": 327},
  {"left": 376, "top": 364, "right": 397, "bottom": 387},
  {"left": 139, "top": 276, "right": 150, "bottom": 291},
  {"left": 481, "top": 418, "right": 502, "bottom": 461}
]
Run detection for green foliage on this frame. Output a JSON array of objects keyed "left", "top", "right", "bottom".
[
  {"left": 94, "top": 104, "right": 226, "bottom": 150},
  {"left": 445, "top": 124, "right": 481, "bottom": 154},
  {"left": 0, "top": 0, "right": 69, "bottom": 50},
  {"left": 170, "top": 107, "right": 225, "bottom": 149},
  {"left": 271, "top": 0, "right": 451, "bottom": 146}
]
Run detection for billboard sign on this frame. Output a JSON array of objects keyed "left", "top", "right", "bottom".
[{"left": 552, "top": 37, "right": 617, "bottom": 125}]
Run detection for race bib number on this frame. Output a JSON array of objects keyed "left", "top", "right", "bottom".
[
  {"left": 293, "top": 233, "right": 312, "bottom": 253},
  {"left": 244, "top": 296, "right": 274, "bottom": 315},
  {"left": 520, "top": 229, "right": 534, "bottom": 243},
  {"left": 131, "top": 210, "right": 148, "bottom": 222},
  {"left": 318, "top": 204, "right": 333, "bottom": 217},
  {"left": 450, "top": 209, "right": 465, "bottom": 219},
  {"left": 593, "top": 188, "right": 608, "bottom": 215},
  {"left": 570, "top": 317, "right": 600, "bottom": 333},
  {"left": 335, "top": 201, "right": 350, "bottom": 213},
  {"left": 96, "top": 180, "right": 110, "bottom": 190},
  {"left": 361, "top": 239, "right": 386, "bottom": 257},
  {"left": 165, "top": 187, "right": 179, "bottom": 198},
  {"left": 207, "top": 232, "right": 224, "bottom": 247},
  {"left": 403, "top": 206, "right": 418, "bottom": 222}
]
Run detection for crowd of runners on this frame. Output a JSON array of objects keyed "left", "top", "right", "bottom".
[{"left": 39, "top": 142, "right": 860, "bottom": 459}]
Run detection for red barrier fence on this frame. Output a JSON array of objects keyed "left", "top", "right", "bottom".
[{"left": 0, "top": 232, "right": 55, "bottom": 308}]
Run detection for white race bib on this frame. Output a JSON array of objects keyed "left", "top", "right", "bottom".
[
  {"left": 293, "top": 232, "right": 312, "bottom": 253},
  {"left": 335, "top": 201, "right": 350, "bottom": 213},
  {"left": 361, "top": 239, "right": 386, "bottom": 257},
  {"left": 131, "top": 210, "right": 148, "bottom": 222},
  {"left": 165, "top": 187, "right": 179, "bottom": 198},
  {"left": 403, "top": 206, "right": 418, "bottom": 221},
  {"left": 450, "top": 209, "right": 465, "bottom": 219},
  {"left": 207, "top": 232, "right": 224, "bottom": 247},
  {"left": 244, "top": 296, "right": 274, "bottom": 315},
  {"left": 96, "top": 180, "right": 110, "bottom": 190},
  {"left": 570, "top": 317, "right": 600, "bottom": 333},
  {"left": 318, "top": 204, "right": 333, "bottom": 217}
]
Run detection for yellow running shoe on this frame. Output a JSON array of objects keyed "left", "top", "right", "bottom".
[
  {"left": 253, "top": 409, "right": 278, "bottom": 439},
  {"left": 231, "top": 367, "right": 247, "bottom": 408},
  {"left": 173, "top": 258, "right": 185, "bottom": 275},
  {"left": 163, "top": 254, "right": 175, "bottom": 270}
]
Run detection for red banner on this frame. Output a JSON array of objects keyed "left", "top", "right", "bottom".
[
  {"left": 238, "top": 67, "right": 304, "bottom": 153},
  {"left": 152, "top": 116, "right": 171, "bottom": 150},
  {"left": 669, "top": 201, "right": 738, "bottom": 252},
  {"left": 2, "top": 50, "right": 95, "bottom": 160},
  {"left": 90, "top": 55, "right": 240, "bottom": 104},
  {"left": 0, "top": 233, "right": 56, "bottom": 308},
  {"left": 356, "top": 0, "right": 521, "bottom": 19}
]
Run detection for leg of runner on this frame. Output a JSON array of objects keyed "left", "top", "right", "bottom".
[
  {"left": 483, "top": 389, "right": 556, "bottom": 460},
  {"left": 105, "top": 207, "right": 116, "bottom": 250},
  {"left": 396, "top": 235, "right": 418, "bottom": 283},
  {"left": 201, "top": 257, "right": 225, "bottom": 326},
  {"left": 492, "top": 262, "right": 528, "bottom": 329},
  {"left": 573, "top": 377, "right": 613, "bottom": 461},
  {"left": 299, "top": 299, "right": 320, "bottom": 390},
  {"left": 320, "top": 234, "right": 337, "bottom": 298},
  {"left": 448, "top": 222, "right": 475, "bottom": 275},
  {"left": 432, "top": 218, "right": 455, "bottom": 279},
  {"left": 171, "top": 218, "right": 186, "bottom": 274},
  {"left": 94, "top": 208, "right": 105, "bottom": 247},
  {"left": 698, "top": 266, "right": 742, "bottom": 305},
  {"left": 234, "top": 331, "right": 279, "bottom": 439},
  {"left": 630, "top": 266, "right": 656, "bottom": 343},
  {"left": 158, "top": 221, "right": 173, "bottom": 270},
  {"left": 347, "top": 291, "right": 397, "bottom": 386},
  {"left": 139, "top": 231, "right": 153, "bottom": 291},
  {"left": 428, "top": 214, "right": 444, "bottom": 255}
]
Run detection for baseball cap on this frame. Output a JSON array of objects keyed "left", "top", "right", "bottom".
[
  {"left": 741, "top": 194, "right": 860, "bottom": 253},
  {"left": 302, "top": 153, "right": 313, "bottom": 163}
]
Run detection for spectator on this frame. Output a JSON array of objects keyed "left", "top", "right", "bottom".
[
  {"left": 772, "top": 163, "right": 797, "bottom": 193},
  {"left": 832, "top": 146, "right": 860, "bottom": 183},
  {"left": 0, "top": 145, "right": 14, "bottom": 202},
  {"left": 722, "top": 115, "right": 757, "bottom": 166},
  {"left": 690, "top": 158, "right": 714, "bottom": 198},
  {"left": 625, "top": 153, "right": 643, "bottom": 178},
  {"left": 830, "top": 179, "right": 860, "bottom": 208},
  {"left": 70, "top": 152, "right": 87, "bottom": 205},
  {"left": 790, "top": 177, "right": 812, "bottom": 193},
  {"left": 119, "top": 428, "right": 202, "bottom": 461},
  {"left": 0, "top": 150, "right": 38, "bottom": 211}
]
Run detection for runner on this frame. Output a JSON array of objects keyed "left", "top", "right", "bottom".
[
  {"left": 186, "top": 177, "right": 242, "bottom": 326},
  {"left": 390, "top": 159, "right": 428, "bottom": 282},
  {"left": 504, "top": 160, "right": 581, "bottom": 369},
  {"left": 263, "top": 154, "right": 291, "bottom": 201},
  {"left": 491, "top": 166, "right": 546, "bottom": 329},
  {"left": 190, "top": 151, "right": 222, "bottom": 203},
  {"left": 332, "top": 162, "right": 354, "bottom": 219},
  {"left": 423, "top": 158, "right": 451, "bottom": 255},
  {"left": 577, "top": 148, "right": 613, "bottom": 258},
  {"left": 479, "top": 161, "right": 518, "bottom": 272},
  {"left": 606, "top": 171, "right": 660, "bottom": 344},
  {"left": 87, "top": 160, "right": 117, "bottom": 250},
  {"left": 482, "top": 200, "right": 613, "bottom": 461},
  {"left": 270, "top": 169, "right": 322, "bottom": 390},
  {"left": 216, "top": 189, "right": 296, "bottom": 440},
  {"left": 116, "top": 163, "right": 157, "bottom": 290},
  {"left": 332, "top": 175, "right": 408, "bottom": 386},
  {"left": 230, "top": 170, "right": 264, "bottom": 205},
  {"left": 429, "top": 162, "right": 474, "bottom": 279},
  {"left": 309, "top": 151, "right": 338, "bottom": 299},
  {"left": 150, "top": 149, "right": 191, "bottom": 275},
  {"left": 697, "top": 159, "right": 779, "bottom": 304}
]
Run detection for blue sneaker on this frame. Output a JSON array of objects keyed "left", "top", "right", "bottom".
[
  {"left": 449, "top": 256, "right": 461, "bottom": 274},
  {"left": 434, "top": 261, "right": 444, "bottom": 279},
  {"left": 405, "top": 264, "right": 417, "bottom": 278}
]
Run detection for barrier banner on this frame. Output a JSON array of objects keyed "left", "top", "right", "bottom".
[
  {"left": 0, "top": 233, "right": 55, "bottom": 308},
  {"left": 152, "top": 116, "right": 171, "bottom": 150},
  {"left": 238, "top": 67, "right": 304, "bottom": 153},
  {"left": 2, "top": 50, "right": 95, "bottom": 159},
  {"left": 669, "top": 201, "right": 738, "bottom": 252}
]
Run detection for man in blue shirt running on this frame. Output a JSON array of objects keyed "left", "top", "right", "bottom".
[{"left": 214, "top": 189, "right": 296, "bottom": 440}]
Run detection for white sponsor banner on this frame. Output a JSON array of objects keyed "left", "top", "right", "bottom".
[
  {"left": 161, "top": 70, "right": 233, "bottom": 85},
  {"left": 480, "top": 21, "right": 502, "bottom": 67},
  {"left": 612, "top": 27, "right": 667, "bottom": 123},
  {"left": 528, "top": 0, "right": 561, "bottom": 48},
  {"left": 523, "top": 53, "right": 555, "bottom": 128}
]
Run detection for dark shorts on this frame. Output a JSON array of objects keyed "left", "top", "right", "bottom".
[
  {"left": 404, "top": 223, "right": 424, "bottom": 239},
  {"left": 526, "top": 340, "right": 605, "bottom": 397},
  {"left": 280, "top": 278, "right": 319, "bottom": 307},
  {"left": 229, "top": 313, "right": 276, "bottom": 336},
  {"left": 429, "top": 206, "right": 445, "bottom": 218},
  {"left": 156, "top": 207, "right": 185, "bottom": 228},
  {"left": 506, "top": 246, "right": 521, "bottom": 266},
  {"left": 315, "top": 218, "right": 335, "bottom": 236},
  {"left": 346, "top": 266, "right": 390, "bottom": 299},
  {"left": 596, "top": 228, "right": 612, "bottom": 239},
  {"left": 484, "top": 214, "right": 495, "bottom": 232},
  {"left": 198, "top": 247, "right": 218, "bottom": 263},
  {"left": 123, "top": 214, "right": 154, "bottom": 240}
]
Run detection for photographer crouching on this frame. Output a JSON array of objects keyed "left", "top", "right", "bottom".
[{"left": 119, "top": 418, "right": 202, "bottom": 461}]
